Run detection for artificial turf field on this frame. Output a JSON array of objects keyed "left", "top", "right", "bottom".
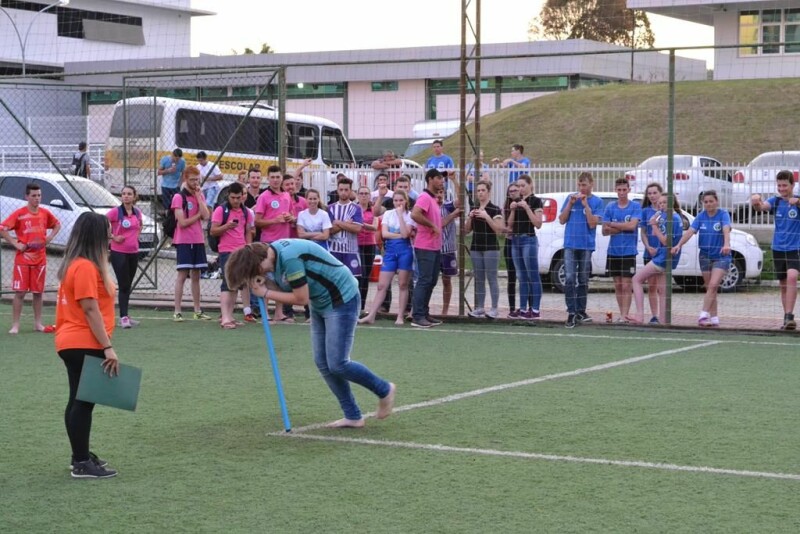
[{"left": 2, "top": 303, "right": 799, "bottom": 533}]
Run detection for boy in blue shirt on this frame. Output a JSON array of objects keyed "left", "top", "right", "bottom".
[
  {"left": 558, "top": 172, "right": 604, "bottom": 328},
  {"left": 750, "top": 170, "right": 800, "bottom": 330},
  {"left": 602, "top": 178, "right": 642, "bottom": 322}
]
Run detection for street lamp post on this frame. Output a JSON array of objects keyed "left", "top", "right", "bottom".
[{"left": 0, "top": 0, "right": 69, "bottom": 77}]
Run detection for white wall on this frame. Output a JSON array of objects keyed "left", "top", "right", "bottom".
[
  {"left": 348, "top": 80, "right": 425, "bottom": 139},
  {"left": 286, "top": 99, "right": 345, "bottom": 130}
]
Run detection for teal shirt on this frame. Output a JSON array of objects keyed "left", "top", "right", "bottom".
[{"left": 271, "top": 239, "right": 358, "bottom": 312}]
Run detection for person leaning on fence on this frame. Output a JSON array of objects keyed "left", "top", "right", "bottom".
[
  {"left": 55, "top": 211, "right": 120, "bottom": 479},
  {"left": 371, "top": 150, "right": 403, "bottom": 188},
  {"left": 601, "top": 178, "right": 642, "bottom": 323},
  {"left": 750, "top": 170, "right": 800, "bottom": 330},
  {"left": 465, "top": 180, "right": 504, "bottom": 319},
  {"left": 210, "top": 182, "right": 255, "bottom": 330},
  {"left": 492, "top": 144, "right": 531, "bottom": 184},
  {"left": 172, "top": 166, "right": 211, "bottom": 322},
  {"left": 0, "top": 182, "right": 61, "bottom": 334},
  {"left": 158, "top": 148, "right": 186, "bottom": 212},
  {"left": 559, "top": 171, "right": 604, "bottom": 328},
  {"left": 107, "top": 185, "right": 142, "bottom": 329},
  {"left": 225, "top": 240, "right": 396, "bottom": 429},
  {"left": 630, "top": 194, "right": 683, "bottom": 325}
]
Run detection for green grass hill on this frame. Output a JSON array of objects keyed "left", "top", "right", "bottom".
[{"left": 419, "top": 78, "right": 800, "bottom": 165}]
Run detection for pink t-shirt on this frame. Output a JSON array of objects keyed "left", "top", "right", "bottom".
[
  {"left": 413, "top": 190, "right": 442, "bottom": 251},
  {"left": 289, "top": 195, "right": 308, "bottom": 238},
  {"left": 171, "top": 191, "right": 204, "bottom": 245},
  {"left": 357, "top": 207, "right": 376, "bottom": 246},
  {"left": 255, "top": 188, "right": 293, "bottom": 242},
  {"left": 212, "top": 205, "right": 255, "bottom": 253},
  {"left": 107, "top": 206, "right": 141, "bottom": 254}
]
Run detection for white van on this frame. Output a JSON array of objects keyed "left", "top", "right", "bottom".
[{"left": 403, "top": 119, "right": 464, "bottom": 158}]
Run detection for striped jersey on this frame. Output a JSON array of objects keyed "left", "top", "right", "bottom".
[
  {"left": 440, "top": 201, "right": 457, "bottom": 254},
  {"left": 327, "top": 201, "right": 363, "bottom": 254}
]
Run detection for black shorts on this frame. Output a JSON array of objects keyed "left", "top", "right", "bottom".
[
  {"left": 606, "top": 255, "right": 636, "bottom": 278},
  {"left": 772, "top": 250, "right": 800, "bottom": 281}
]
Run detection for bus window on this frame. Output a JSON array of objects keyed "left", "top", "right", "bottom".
[
  {"left": 287, "top": 123, "right": 318, "bottom": 160},
  {"left": 110, "top": 104, "right": 163, "bottom": 138},
  {"left": 256, "top": 117, "right": 277, "bottom": 154},
  {"left": 322, "top": 126, "right": 354, "bottom": 166}
]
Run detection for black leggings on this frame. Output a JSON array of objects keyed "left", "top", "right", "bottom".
[
  {"left": 110, "top": 251, "right": 138, "bottom": 317},
  {"left": 504, "top": 238, "right": 517, "bottom": 310},
  {"left": 58, "top": 348, "right": 105, "bottom": 462},
  {"left": 358, "top": 244, "right": 376, "bottom": 311}
]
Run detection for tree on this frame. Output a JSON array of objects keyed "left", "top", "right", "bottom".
[
  {"left": 231, "top": 43, "right": 275, "bottom": 55},
  {"left": 528, "top": 0, "right": 655, "bottom": 48}
]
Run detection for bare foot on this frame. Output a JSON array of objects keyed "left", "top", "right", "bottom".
[
  {"left": 326, "top": 418, "right": 365, "bottom": 429},
  {"left": 8, "top": 326, "right": 19, "bottom": 334},
  {"left": 376, "top": 382, "right": 396, "bottom": 420},
  {"left": 394, "top": 319, "right": 404, "bottom": 326},
  {"left": 358, "top": 316, "right": 375, "bottom": 325}
]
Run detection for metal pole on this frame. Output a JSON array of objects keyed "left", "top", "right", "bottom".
[
  {"left": 665, "top": 50, "right": 676, "bottom": 325},
  {"left": 278, "top": 67, "right": 287, "bottom": 171}
]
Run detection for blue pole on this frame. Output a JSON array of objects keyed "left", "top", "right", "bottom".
[{"left": 258, "top": 297, "right": 292, "bottom": 432}]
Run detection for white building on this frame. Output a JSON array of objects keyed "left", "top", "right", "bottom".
[{"left": 629, "top": 0, "right": 800, "bottom": 79}]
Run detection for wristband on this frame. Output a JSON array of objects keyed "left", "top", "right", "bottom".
[{"left": 102, "top": 346, "right": 112, "bottom": 351}]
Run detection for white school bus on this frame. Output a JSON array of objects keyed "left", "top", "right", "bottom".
[{"left": 104, "top": 97, "right": 358, "bottom": 197}]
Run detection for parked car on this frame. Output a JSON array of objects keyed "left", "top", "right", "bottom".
[
  {"left": 624, "top": 155, "right": 733, "bottom": 212},
  {"left": 732, "top": 151, "right": 800, "bottom": 215},
  {"left": 0, "top": 172, "right": 158, "bottom": 257},
  {"left": 535, "top": 192, "right": 763, "bottom": 293}
]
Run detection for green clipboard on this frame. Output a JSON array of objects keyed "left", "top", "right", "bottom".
[{"left": 76, "top": 356, "right": 142, "bottom": 412}]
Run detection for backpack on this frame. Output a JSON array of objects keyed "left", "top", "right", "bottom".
[
  {"left": 207, "top": 202, "right": 249, "bottom": 253},
  {"left": 163, "top": 192, "right": 188, "bottom": 239},
  {"left": 72, "top": 152, "right": 88, "bottom": 177}
]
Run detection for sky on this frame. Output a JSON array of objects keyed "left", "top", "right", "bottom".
[{"left": 191, "top": 0, "right": 714, "bottom": 65}]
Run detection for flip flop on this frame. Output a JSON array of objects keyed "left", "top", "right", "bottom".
[
  {"left": 40, "top": 325, "right": 56, "bottom": 333},
  {"left": 220, "top": 321, "right": 237, "bottom": 330},
  {"left": 624, "top": 316, "right": 642, "bottom": 325}
]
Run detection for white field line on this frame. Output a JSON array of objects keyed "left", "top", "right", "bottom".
[
  {"left": 289, "top": 340, "right": 721, "bottom": 434},
  {"left": 269, "top": 433, "right": 800, "bottom": 482}
]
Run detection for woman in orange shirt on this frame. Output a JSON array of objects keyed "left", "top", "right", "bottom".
[{"left": 55, "top": 212, "right": 120, "bottom": 479}]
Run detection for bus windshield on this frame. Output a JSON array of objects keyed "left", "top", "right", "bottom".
[
  {"left": 322, "top": 126, "right": 355, "bottom": 166},
  {"left": 110, "top": 104, "right": 163, "bottom": 139}
]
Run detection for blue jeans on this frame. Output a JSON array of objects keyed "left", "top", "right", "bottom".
[
  {"left": 310, "top": 295, "right": 391, "bottom": 420},
  {"left": 412, "top": 248, "right": 441, "bottom": 321},
  {"left": 564, "top": 248, "right": 592, "bottom": 315},
  {"left": 511, "top": 235, "right": 542, "bottom": 311}
]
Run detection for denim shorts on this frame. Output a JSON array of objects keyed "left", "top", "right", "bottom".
[{"left": 699, "top": 254, "right": 732, "bottom": 273}]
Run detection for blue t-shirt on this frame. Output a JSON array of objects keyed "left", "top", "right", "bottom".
[
  {"left": 639, "top": 206, "right": 661, "bottom": 260},
  {"left": 603, "top": 200, "right": 642, "bottom": 257},
  {"left": 508, "top": 157, "right": 531, "bottom": 183},
  {"left": 767, "top": 196, "right": 800, "bottom": 252},
  {"left": 270, "top": 238, "right": 358, "bottom": 312},
  {"left": 426, "top": 154, "right": 455, "bottom": 171},
  {"left": 652, "top": 212, "right": 683, "bottom": 269},
  {"left": 562, "top": 194, "right": 605, "bottom": 251},
  {"left": 691, "top": 209, "right": 732, "bottom": 260},
  {"left": 159, "top": 155, "right": 185, "bottom": 189}
]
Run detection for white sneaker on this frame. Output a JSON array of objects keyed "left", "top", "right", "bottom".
[
  {"left": 468, "top": 308, "right": 485, "bottom": 318},
  {"left": 486, "top": 308, "right": 498, "bottom": 319},
  {"left": 120, "top": 316, "right": 132, "bottom": 329}
]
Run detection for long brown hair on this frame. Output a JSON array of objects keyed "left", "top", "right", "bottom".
[
  {"left": 225, "top": 243, "right": 271, "bottom": 291},
  {"left": 58, "top": 212, "right": 115, "bottom": 295}
]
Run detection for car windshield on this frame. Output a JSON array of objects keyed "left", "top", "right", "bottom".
[
  {"left": 57, "top": 180, "right": 120, "bottom": 208},
  {"left": 640, "top": 156, "right": 692, "bottom": 169},
  {"left": 750, "top": 153, "right": 800, "bottom": 167}
]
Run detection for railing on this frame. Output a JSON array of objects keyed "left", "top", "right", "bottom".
[{"left": 0, "top": 143, "right": 106, "bottom": 183}]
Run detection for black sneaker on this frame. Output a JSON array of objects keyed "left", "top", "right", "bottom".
[
  {"left": 71, "top": 459, "right": 117, "bottom": 479},
  {"left": 69, "top": 451, "right": 107, "bottom": 470},
  {"left": 576, "top": 312, "right": 593, "bottom": 323},
  {"left": 565, "top": 314, "right": 576, "bottom": 329},
  {"left": 411, "top": 318, "right": 433, "bottom": 328},
  {"left": 426, "top": 315, "right": 443, "bottom": 326},
  {"left": 782, "top": 313, "right": 796, "bottom": 331}
]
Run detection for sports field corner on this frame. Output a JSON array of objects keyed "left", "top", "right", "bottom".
[{"left": 2, "top": 304, "right": 800, "bottom": 532}]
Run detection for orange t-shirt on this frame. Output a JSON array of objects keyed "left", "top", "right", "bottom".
[
  {"left": 55, "top": 258, "right": 116, "bottom": 352},
  {"left": 0, "top": 206, "right": 59, "bottom": 266}
]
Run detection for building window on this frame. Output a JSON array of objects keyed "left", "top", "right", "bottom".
[
  {"left": 371, "top": 81, "right": 398, "bottom": 91},
  {"left": 285, "top": 83, "right": 344, "bottom": 99},
  {"left": 739, "top": 8, "right": 800, "bottom": 56}
]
